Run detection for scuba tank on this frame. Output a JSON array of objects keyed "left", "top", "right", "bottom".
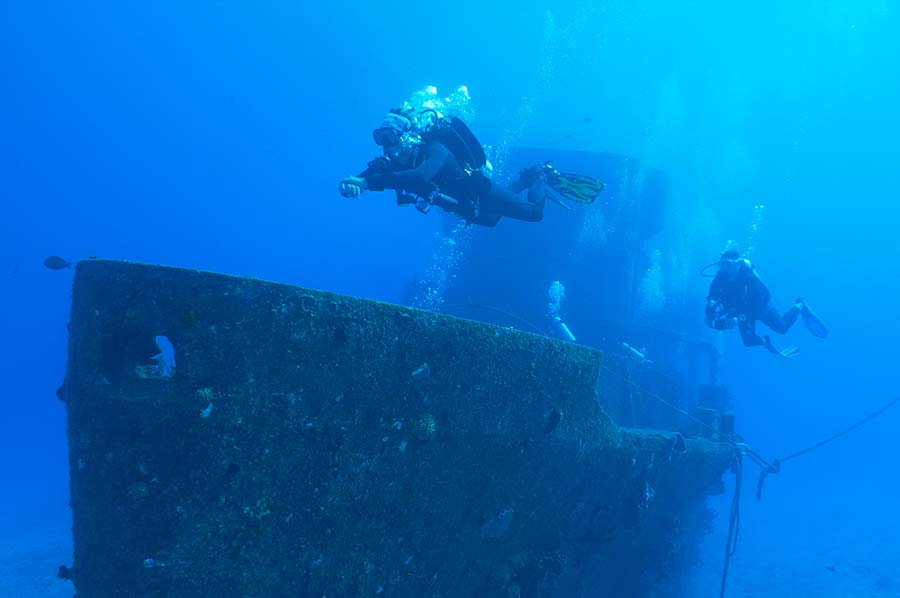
[
  {"left": 396, "top": 112, "right": 491, "bottom": 219},
  {"left": 622, "top": 342, "right": 651, "bottom": 363},
  {"left": 420, "top": 112, "right": 488, "bottom": 175},
  {"left": 552, "top": 316, "right": 576, "bottom": 342}
]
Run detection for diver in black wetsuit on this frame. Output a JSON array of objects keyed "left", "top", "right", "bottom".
[
  {"left": 704, "top": 250, "right": 828, "bottom": 358},
  {"left": 338, "top": 111, "right": 549, "bottom": 227}
]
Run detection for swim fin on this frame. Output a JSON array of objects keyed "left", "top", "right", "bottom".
[
  {"left": 764, "top": 335, "right": 799, "bottom": 358},
  {"left": 801, "top": 303, "right": 828, "bottom": 338},
  {"left": 776, "top": 345, "right": 800, "bottom": 359},
  {"left": 544, "top": 165, "right": 605, "bottom": 204}
]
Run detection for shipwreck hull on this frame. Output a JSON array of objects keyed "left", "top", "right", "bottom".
[{"left": 63, "top": 260, "right": 731, "bottom": 597}]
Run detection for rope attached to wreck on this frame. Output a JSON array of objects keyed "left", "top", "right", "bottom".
[
  {"left": 744, "top": 393, "right": 900, "bottom": 501},
  {"left": 598, "top": 363, "right": 721, "bottom": 435},
  {"left": 720, "top": 447, "right": 742, "bottom": 598},
  {"left": 437, "top": 301, "right": 549, "bottom": 336},
  {"left": 719, "top": 393, "right": 900, "bottom": 597}
]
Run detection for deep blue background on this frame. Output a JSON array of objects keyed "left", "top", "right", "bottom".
[{"left": 2, "top": 2, "right": 897, "bottom": 594}]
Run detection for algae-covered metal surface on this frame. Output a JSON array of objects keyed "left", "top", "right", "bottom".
[{"left": 62, "top": 260, "right": 732, "bottom": 597}]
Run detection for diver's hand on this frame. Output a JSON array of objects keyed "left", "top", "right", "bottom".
[{"left": 339, "top": 176, "right": 367, "bottom": 198}]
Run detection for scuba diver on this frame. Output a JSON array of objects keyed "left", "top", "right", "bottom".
[
  {"left": 338, "top": 109, "right": 603, "bottom": 227},
  {"left": 703, "top": 250, "right": 828, "bottom": 358}
]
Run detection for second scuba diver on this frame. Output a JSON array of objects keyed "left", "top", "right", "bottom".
[{"left": 704, "top": 250, "right": 828, "bottom": 358}]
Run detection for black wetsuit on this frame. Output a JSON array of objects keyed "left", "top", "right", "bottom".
[
  {"left": 360, "top": 141, "right": 546, "bottom": 227},
  {"left": 706, "top": 263, "right": 800, "bottom": 347}
]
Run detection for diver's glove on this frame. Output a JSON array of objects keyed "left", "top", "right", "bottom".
[
  {"left": 714, "top": 316, "right": 737, "bottom": 330},
  {"left": 339, "top": 176, "right": 368, "bottom": 198},
  {"left": 763, "top": 335, "right": 799, "bottom": 359},
  {"left": 706, "top": 299, "right": 736, "bottom": 330}
]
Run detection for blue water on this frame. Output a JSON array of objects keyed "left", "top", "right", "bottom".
[{"left": 2, "top": 2, "right": 898, "bottom": 596}]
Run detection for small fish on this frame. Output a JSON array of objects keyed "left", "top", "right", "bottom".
[
  {"left": 583, "top": 116, "right": 593, "bottom": 123},
  {"left": 43, "top": 256, "right": 72, "bottom": 270},
  {"left": 826, "top": 566, "right": 836, "bottom": 572}
]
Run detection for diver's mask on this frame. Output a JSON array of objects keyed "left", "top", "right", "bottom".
[
  {"left": 700, "top": 254, "right": 750, "bottom": 279},
  {"left": 375, "top": 128, "right": 414, "bottom": 163},
  {"left": 718, "top": 259, "right": 740, "bottom": 280},
  {"left": 373, "top": 127, "right": 401, "bottom": 148},
  {"left": 373, "top": 112, "right": 412, "bottom": 148},
  {"left": 719, "top": 257, "right": 754, "bottom": 281}
]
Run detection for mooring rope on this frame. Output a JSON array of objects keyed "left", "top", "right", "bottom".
[
  {"left": 719, "top": 393, "right": 900, "bottom": 596},
  {"left": 598, "top": 363, "right": 721, "bottom": 436},
  {"left": 779, "top": 393, "right": 900, "bottom": 463},
  {"left": 744, "top": 393, "right": 900, "bottom": 501},
  {"left": 720, "top": 447, "right": 742, "bottom": 598},
  {"left": 438, "top": 302, "right": 548, "bottom": 336}
]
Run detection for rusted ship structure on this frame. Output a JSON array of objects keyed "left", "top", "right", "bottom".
[{"left": 62, "top": 258, "right": 732, "bottom": 597}]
